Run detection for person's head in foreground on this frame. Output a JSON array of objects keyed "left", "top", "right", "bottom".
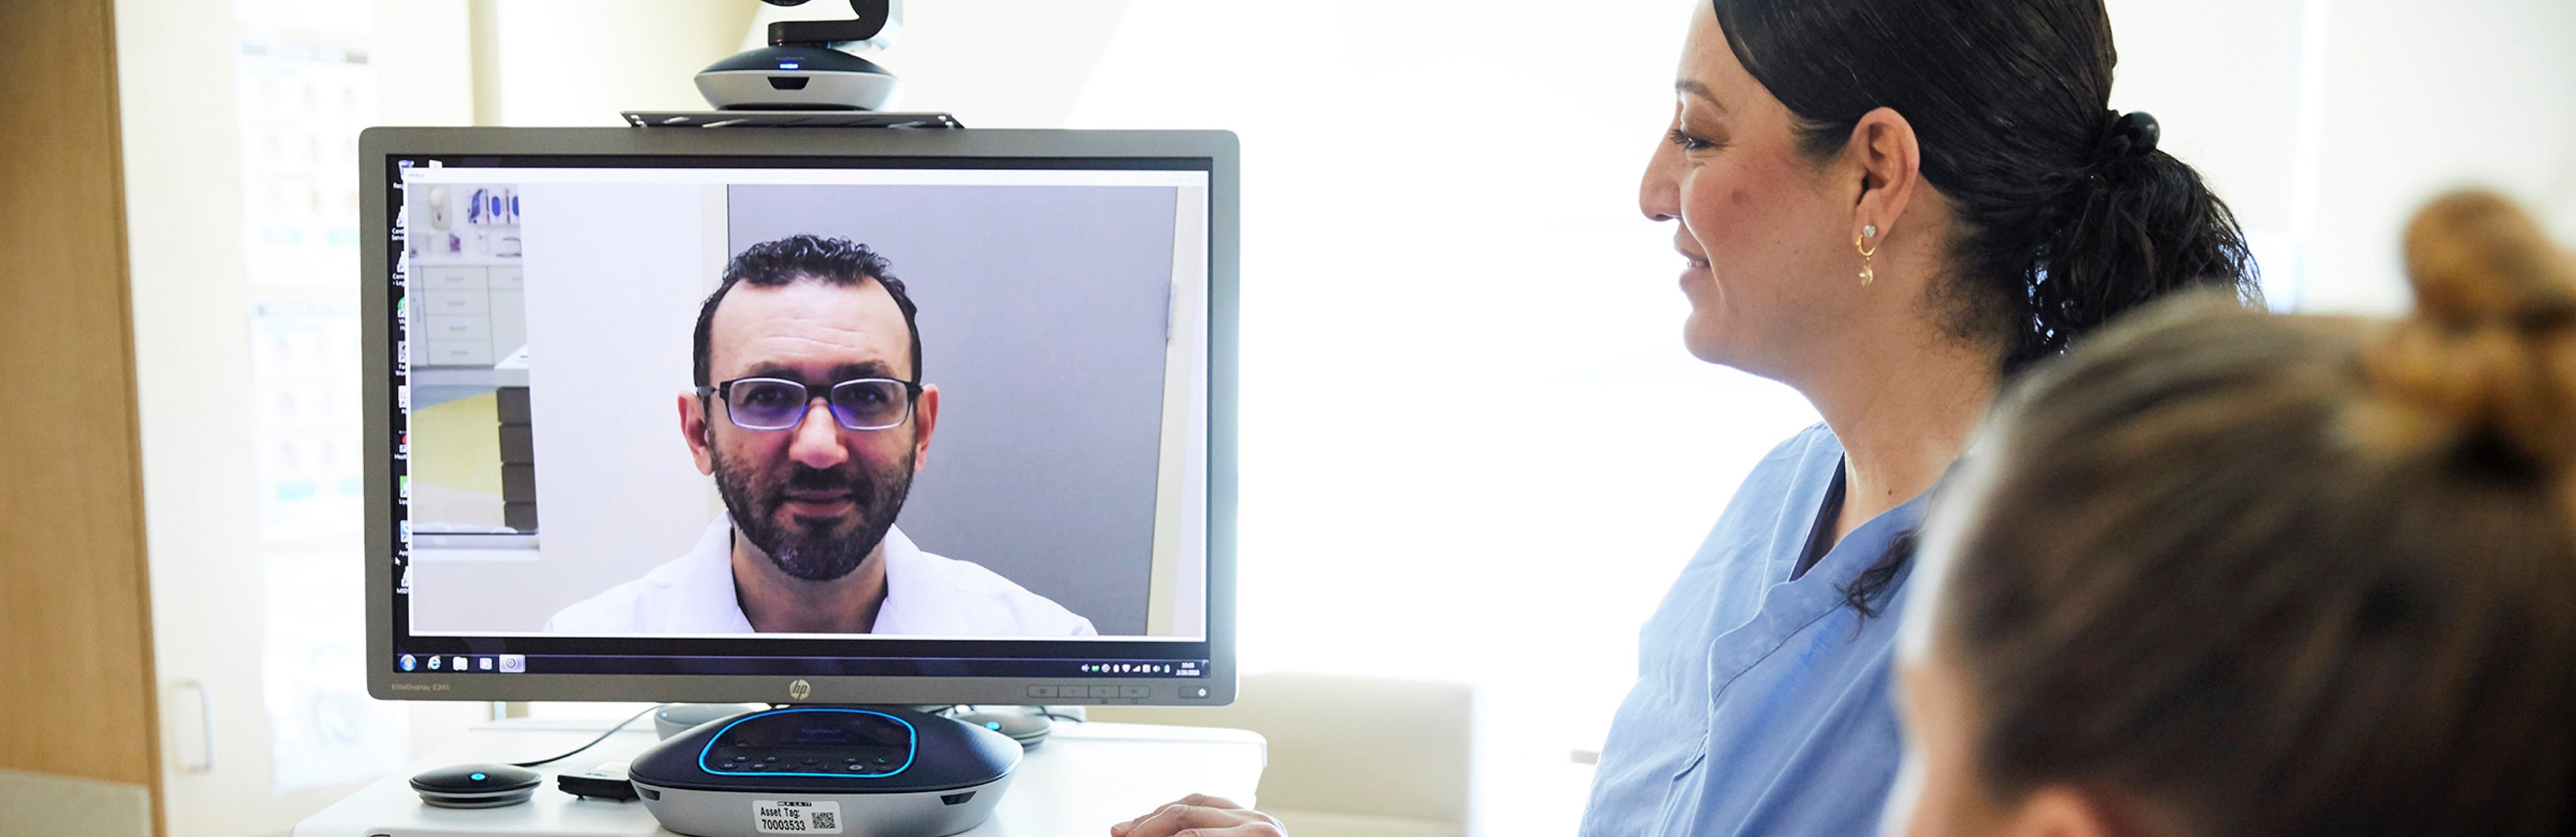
[
  {"left": 685, "top": 234, "right": 938, "bottom": 586},
  {"left": 1894, "top": 190, "right": 2576, "bottom": 837}
]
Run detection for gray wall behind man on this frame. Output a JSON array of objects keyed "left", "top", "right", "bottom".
[{"left": 730, "top": 183, "right": 1177, "bottom": 635}]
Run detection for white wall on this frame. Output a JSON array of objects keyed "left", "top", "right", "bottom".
[
  {"left": 117, "top": 1, "right": 486, "bottom": 833},
  {"left": 2111, "top": 0, "right": 2576, "bottom": 314},
  {"left": 469, "top": 0, "right": 1139, "bottom": 127},
  {"left": 474, "top": 0, "right": 755, "bottom": 125},
  {"left": 1069, "top": 6, "right": 1803, "bottom": 834},
  {"left": 746, "top": 0, "right": 1139, "bottom": 126},
  {"left": 2302, "top": 0, "right": 2576, "bottom": 313},
  {"left": 2103, "top": 0, "right": 2313, "bottom": 303}
]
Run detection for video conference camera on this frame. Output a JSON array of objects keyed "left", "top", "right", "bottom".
[{"left": 696, "top": 0, "right": 906, "bottom": 111}]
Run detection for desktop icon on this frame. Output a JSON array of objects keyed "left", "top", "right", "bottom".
[
  {"left": 400, "top": 654, "right": 417, "bottom": 672},
  {"left": 452, "top": 656, "right": 468, "bottom": 672},
  {"left": 428, "top": 655, "right": 442, "bottom": 670},
  {"left": 477, "top": 657, "right": 493, "bottom": 672},
  {"left": 497, "top": 654, "right": 524, "bottom": 673}
]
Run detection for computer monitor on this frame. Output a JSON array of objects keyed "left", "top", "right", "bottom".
[{"left": 361, "top": 127, "right": 1236, "bottom": 707}]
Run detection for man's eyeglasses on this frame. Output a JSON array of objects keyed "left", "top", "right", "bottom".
[{"left": 696, "top": 377, "right": 921, "bottom": 431}]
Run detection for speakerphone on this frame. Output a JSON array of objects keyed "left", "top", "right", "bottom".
[{"left": 629, "top": 706, "right": 1019, "bottom": 836}]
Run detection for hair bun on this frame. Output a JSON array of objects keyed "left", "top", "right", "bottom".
[
  {"left": 2403, "top": 191, "right": 2576, "bottom": 331},
  {"left": 2364, "top": 190, "right": 2576, "bottom": 478}
]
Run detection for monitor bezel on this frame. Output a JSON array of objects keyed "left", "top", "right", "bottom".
[{"left": 360, "top": 127, "right": 1239, "bottom": 706}]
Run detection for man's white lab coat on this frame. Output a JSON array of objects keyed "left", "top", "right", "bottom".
[{"left": 544, "top": 517, "right": 1098, "bottom": 636}]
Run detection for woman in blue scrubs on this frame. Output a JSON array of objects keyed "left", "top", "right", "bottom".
[
  {"left": 1576, "top": 0, "right": 2250, "bottom": 830},
  {"left": 1116, "top": 0, "right": 2257, "bottom": 833}
]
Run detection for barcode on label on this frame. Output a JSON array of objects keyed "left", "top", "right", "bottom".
[{"left": 753, "top": 799, "right": 845, "bottom": 834}]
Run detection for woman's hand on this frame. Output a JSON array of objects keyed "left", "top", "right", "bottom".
[{"left": 1110, "top": 794, "right": 1285, "bottom": 837}]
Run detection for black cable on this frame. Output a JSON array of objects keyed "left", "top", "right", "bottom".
[{"left": 508, "top": 704, "right": 661, "bottom": 768}]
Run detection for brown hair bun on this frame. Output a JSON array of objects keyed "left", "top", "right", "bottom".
[
  {"left": 2362, "top": 190, "right": 2576, "bottom": 480},
  {"left": 1933, "top": 188, "right": 2576, "bottom": 837}
]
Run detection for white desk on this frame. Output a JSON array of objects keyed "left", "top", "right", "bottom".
[{"left": 295, "top": 719, "right": 1265, "bottom": 837}]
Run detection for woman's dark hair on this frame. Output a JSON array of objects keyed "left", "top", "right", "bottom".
[
  {"left": 1706, "top": 0, "right": 2260, "bottom": 613},
  {"left": 1930, "top": 191, "right": 2576, "bottom": 835}
]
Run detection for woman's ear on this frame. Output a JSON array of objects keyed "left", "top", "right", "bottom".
[
  {"left": 1846, "top": 106, "right": 1924, "bottom": 245},
  {"left": 2005, "top": 786, "right": 2136, "bottom": 837}
]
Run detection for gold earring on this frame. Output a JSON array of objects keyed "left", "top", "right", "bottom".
[{"left": 1855, "top": 224, "right": 1880, "bottom": 286}]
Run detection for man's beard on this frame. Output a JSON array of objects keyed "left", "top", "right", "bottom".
[{"left": 712, "top": 447, "right": 914, "bottom": 582}]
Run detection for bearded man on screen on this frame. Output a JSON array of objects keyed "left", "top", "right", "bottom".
[{"left": 546, "top": 234, "right": 1096, "bottom": 637}]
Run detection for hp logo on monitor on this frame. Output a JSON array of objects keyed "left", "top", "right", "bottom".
[{"left": 788, "top": 679, "right": 811, "bottom": 701}]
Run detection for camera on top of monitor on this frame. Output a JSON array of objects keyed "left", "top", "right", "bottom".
[{"left": 697, "top": 0, "right": 906, "bottom": 111}]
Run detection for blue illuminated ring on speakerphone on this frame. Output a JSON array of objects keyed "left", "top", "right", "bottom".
[{"left": 695, "top": 708, "right": 918, "bottom": 780}]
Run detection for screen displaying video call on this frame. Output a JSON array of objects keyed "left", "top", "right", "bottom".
[{"left": 381, "top": 153, "right": 1213, "bottom": 678}]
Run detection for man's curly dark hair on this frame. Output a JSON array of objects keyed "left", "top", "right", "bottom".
[{"left": 692, "top": 234, "right": 922, "bottom": 387}]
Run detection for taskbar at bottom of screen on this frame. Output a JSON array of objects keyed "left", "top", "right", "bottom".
[{"left": 390, "top": 654, "right": 1208, "bottom": 678}]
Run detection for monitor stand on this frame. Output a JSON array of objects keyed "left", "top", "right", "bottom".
[
  {"left": 652, "top": 702, "right": 769, "bottom": 739},
  {"left": 620, "top": 111, "right": 961, "bottom": 129}
]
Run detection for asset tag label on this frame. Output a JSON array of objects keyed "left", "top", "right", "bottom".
[{"left": 753, "top": 798, "right": 844, "bottom": 834}]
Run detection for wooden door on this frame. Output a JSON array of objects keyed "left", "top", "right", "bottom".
[{"left": 0, "top": 1, "right": 164, "bottom": 835}]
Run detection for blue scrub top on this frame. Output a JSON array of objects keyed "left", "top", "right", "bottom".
[{"left": 1580, "top": 424, "right": 1927, "bottom": 836}]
